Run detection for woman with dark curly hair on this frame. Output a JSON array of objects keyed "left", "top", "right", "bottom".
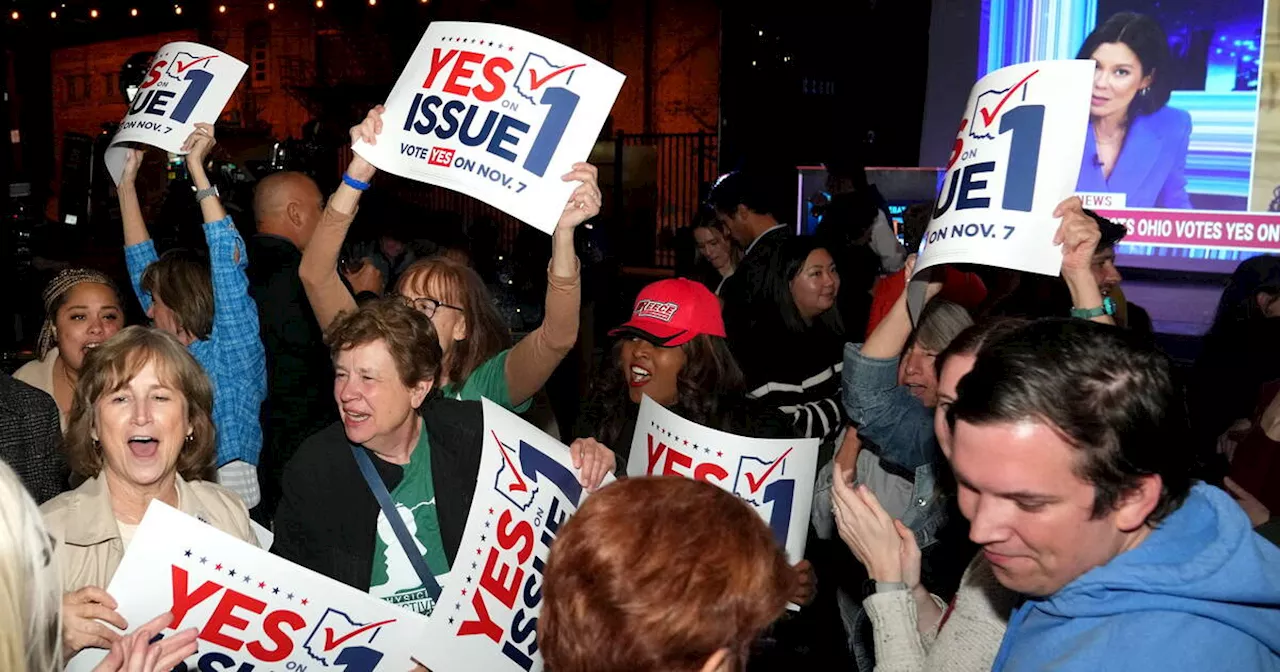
[{"left": 574, "top": 278, "right": 794, "bottom": 464}]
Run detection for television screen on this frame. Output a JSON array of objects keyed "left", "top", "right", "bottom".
[{"left": 920, "top": 0, "right": 1280, "bottom": 273}]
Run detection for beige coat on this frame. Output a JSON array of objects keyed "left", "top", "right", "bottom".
[
  {"left": 41, "top": 472, "right": 257, "bottom": 593},
  {"left": 13, "top": 348, "right": 65, "bottom": 431}
]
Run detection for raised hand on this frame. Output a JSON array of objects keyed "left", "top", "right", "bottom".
[
  {"left": 792, "top": 559, "right": 817, "bottom": 605},
  {"left": 181, "top": 122, "right": 217, "bottom": 168},
  {"left": 120, "top": 148, "right": 145, "bottom": 187},
  {"left": 556, "top": 162, "right": 602, "bottom": 232},
  {"left": 347, "top": 106, "right": 385, "bottom": 183},
  {"left": 569, "top": 437, "right": 616, "bottom": 492},
  {"left": 1053, "top": 196, "right": 1100, "bottom": 280},
  {"left": 831, "top": 465, "right": 905, "bottom": 583}
]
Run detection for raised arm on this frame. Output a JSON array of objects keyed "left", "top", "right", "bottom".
[
  {"left": 502, "top": 163, "right": 597, "bottom": 406},
  {"left": 184, "top": 123, "right": 227, "bottom": 225},
  {"left": 863, "top": 255, "right": 942, "bottom": 359},
  {"left": 1055, "top": 197, "right": 1116, "bottom": 326},
  {"left": 118, "top": 147, "right": 158, "bottom": 312},
  {"left": 299, "top": 108, "right": 383, "bottom": 330}
]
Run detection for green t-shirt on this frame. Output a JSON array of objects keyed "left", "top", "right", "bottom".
[
  {"left": 369, "top": 420, "right": 449, "bottom": 616},
  {"left": 440, "top": 348, "right": 533, "bottom": 412}
]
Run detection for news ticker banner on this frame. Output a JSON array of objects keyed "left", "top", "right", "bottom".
[
  {"left": 915, "top": 59, "right": 1094, "bottom": 278},
  {"left": 354, "top": 21, "right": 625, "bottom": 234},
  {"left": 104, "top": 42, "right": 247, "bottom": 185},
  {"left": 625, "top": 396, "right": 819, "bottom": 565},
  {"left": 411, "top": 398, "right": 614, "bottom": 672},
  {"left": 1090, "top": 206, "right": 1280, "bottom": 252},
  {"left": 66, "top": 501, "right": 429, "bottom": 672}
]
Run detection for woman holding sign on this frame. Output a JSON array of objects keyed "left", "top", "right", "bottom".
[
  {"left": 41, "top": 326, "right": 256, "bottom": 662},
  {"left": 300, "top": 107, "right": 594, "bottom": 414},
  {"left": 1075, "top": 12, "right": 1192, "bottom": 210}
]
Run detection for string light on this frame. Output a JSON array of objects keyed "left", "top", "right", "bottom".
[
  {"left": 218, "top": 4, "right": 226, "bottom": 12},
  {"left": 369, "top": 0, "right": 376, "bottom": 5},
  {"left": 267, "top": 1, "right": 275, "bottom": 9},
  {"left": 174, "top": 5, "right": 182, "bottom": 14},
  {"left": 10, "top": 10, "right": 18, "bottom": 19},
  {"left": 130, "top": 7, "right": 138, "bottom": 16},
  {"left": 50, "top": 10, "right": 57, "bottom": 18},
  {"left": 90, "top": 8, "right": 99, "bottom": 18},
  {"left": 315, "top": 0, "right": 324, "bottom": 8}
]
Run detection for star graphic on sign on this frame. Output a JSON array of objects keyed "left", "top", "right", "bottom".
[
  {"left": 497, "top": 43, "right": 504, "bottom": 48},
  {"left": 484, "top": 521, "right": 490, "bottom": 529},
  {"left": 480, "top": 534, "right": 486, "bottom": 542},
  {"left": 301, "top": 598, "right": 309, "bottom": 606},
  {"left": 488, "top": 507, "right": 494, "bottom": 515},
  {"left": 258, "top": 581, "right": 266, "bottom": 589},
  {"left": 199, "top": 557, "right": 207, "bottom": 564},
  {"left": 215, "top": 563, "right": 223, "bottom": 571},
  {"left": 466, "top": 575, "right": 473, "bottom": 583},
  {"left": 476, "top": 548, "right": 482, "bottom": 556},
  {"left": 448, "top": 617, "right": 455, "bottom": 625},
  {"left": 272, "top": 587, "right": 280, "bottom": 595},
  {"left": 471, "top": 561, "right": 478, "bottom": 570},
  {"left": 508, "top": 46, "right": 514, "bottom": 51},
  {"left": 455, "top": 603, "right": 461, "bottom": 610},
  {"left": 683, "top": 439, "right": 688, "bottom": 446},
  {"left": 704, "top": 447, "right": 711, "bottom": 454},
  {"left": 243, "top": 576, "right": 250, "bottom": 583},
  {"left": 286, "top": 593, "right": 294, "bottom": 600},
  {"left": 717, "top": 451, "right": 723, "bottom": 457},
  {"left": 461, "top": 588, "right": 468, "bottom": 596},
  {"left": 228, "top": 569, "right": 236, "bottom": 577},
  {"left": 184, "top": 549, "right": 192, "bottom": 557}
]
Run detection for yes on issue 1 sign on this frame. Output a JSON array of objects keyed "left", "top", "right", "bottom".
[
  {"left": 626, "top": 396, "right": 819, "bottom": 564},
  {"left": 65, "top": 502, "right": 428, "bottom": 672},
  {"left": 916, "top": 60, "right": 1092, "bottom": 277},
  {"left": 412, "top": 399, "right": 612, "bottom": 672},
  {"left": 354, "top": 22, "right": 625, "bottom": 234},
  {"left": 104, "top": 42, "right": 247, "bottom": 185}
]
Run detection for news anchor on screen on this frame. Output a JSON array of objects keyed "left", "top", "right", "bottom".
[{"left": 1075, "top": 12, "right": 1192, "bottom": 210}]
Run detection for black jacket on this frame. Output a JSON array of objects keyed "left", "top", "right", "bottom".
[
  {"left": 271, "top": 396, "right": 484, "bottom": 591},
  {"left": 720, "top": 226, "right": 791, "bottom": 353},
  {"left": 246, "top": 234, "right": 337, "bottom": 517}
]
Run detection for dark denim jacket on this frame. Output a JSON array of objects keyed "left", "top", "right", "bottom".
[{"left": 820, "top": 342, "right": 951, "bottom": 670}]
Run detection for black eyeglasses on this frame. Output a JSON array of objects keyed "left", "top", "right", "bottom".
[{"left": 397, "top": 295, "right": 464, "bottom": 318}]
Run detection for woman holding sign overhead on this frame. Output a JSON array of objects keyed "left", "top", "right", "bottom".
[
  {"left": 300, "top": 107, "right": 594, "bottom": 415},
  {"left": 1075, "top": 12, "right": 1192, "bottom": 210}
]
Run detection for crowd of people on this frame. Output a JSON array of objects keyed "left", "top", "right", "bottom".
[{"left": 2, "top": 98, "right": 1279, "bottom": 672}]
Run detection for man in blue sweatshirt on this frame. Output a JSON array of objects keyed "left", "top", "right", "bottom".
[{"left": 947, "top": 319, "right": 1280, "bottom": 671}]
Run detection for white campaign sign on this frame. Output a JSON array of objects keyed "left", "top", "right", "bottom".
[
  {"left": 915, "top": 59, "right": 1092, "bottom": 277},
  {"left": 104, "top": 42, "right": 247, "bottom": 184},
  {"left": 66, "top": 502, "right": 429, "bottom": 672},
  {"left": 354, "top": 22, "right": 625, "bottom": 233},
  {"left": 413, "top": 398, "right": 611, "bottom": 672},
  {"left": 626, "top": 396, "right": 819, "bottom": 564}
]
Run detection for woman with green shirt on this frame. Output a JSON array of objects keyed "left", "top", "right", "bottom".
[{"left": 301, "top": 106, "right": 597, "bottom": 412}]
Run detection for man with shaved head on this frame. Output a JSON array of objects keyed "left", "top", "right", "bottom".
[{"left": 246, "top": 171, "right": 335, "bottom": 523}]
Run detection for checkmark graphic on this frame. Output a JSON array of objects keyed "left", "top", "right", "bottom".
[
  {"left": 322, "top": 618, "right": 396, "bottom": 651},
  {"left": 175, "top": 55, "right": 218, "bottom": 73},
  {"left": 745, "top": 447, "right": 794, "bottom": 495},
  {"left": 528, "top": 63, "right": 586, "bottom": 91},
  {"left": 978, "top": 69, "right": 1039, "bottom": 128},
  {"left": 493, "top": 430, "right": 529, "bottom": 493}
]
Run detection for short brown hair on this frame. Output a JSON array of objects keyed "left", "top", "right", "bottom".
[
  {"left": 141, "top": 250, "right": 213, "bottom": 340},
  {"left": 324, "top": 297, "right": 443, "bottom": 388},
  {"left": 540, "top": 477, "right": 795, "bottom": 672},
  {"left": 396, "top": 257, "right": 510, "bottom": 389},
  {"left": 65, "top": 326, "right": 216, "bottom": 481}
]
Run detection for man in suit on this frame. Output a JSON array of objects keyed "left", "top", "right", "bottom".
[{"left": 707, "top": 170, "right": 793, "bottom": 352}]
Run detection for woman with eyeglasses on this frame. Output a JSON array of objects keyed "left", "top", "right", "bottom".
[{"left": 300, "top": 108, "right": 597, "bottom": 411}]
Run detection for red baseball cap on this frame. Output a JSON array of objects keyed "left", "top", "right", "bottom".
[{"left": 608, "top": 278, "right": 726, "bottom": 347}]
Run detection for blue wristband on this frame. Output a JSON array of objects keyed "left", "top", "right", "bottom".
[{"left": 342, "top": 173, "right": 370, "bottom": 191}]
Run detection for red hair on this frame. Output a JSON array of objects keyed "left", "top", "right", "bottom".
[{"left": 539, "top": 477, "right": 795, "bottom": 672}]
